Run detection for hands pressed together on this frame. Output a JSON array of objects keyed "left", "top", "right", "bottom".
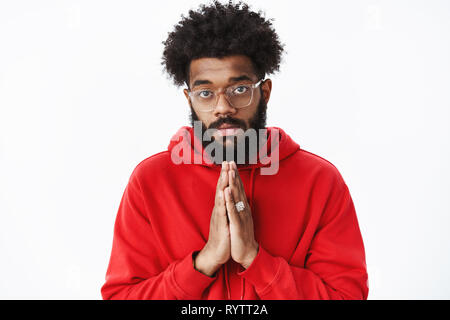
[{"left": 194, "top": 161, "right": 259, "bottom": 277}]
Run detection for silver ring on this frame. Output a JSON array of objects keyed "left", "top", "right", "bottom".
[{"left": 235, "top": 201, "right": 245, "bottom": 212}]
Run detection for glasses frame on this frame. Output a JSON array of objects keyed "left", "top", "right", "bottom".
[{"left": 187, "top": 78, "right": 265, "bottom": 112}]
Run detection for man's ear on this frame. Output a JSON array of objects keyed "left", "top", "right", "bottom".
[
  {"left": 183, "top": 89, "right": 191, "bottom": 103},
  {"left": 261, "top": 79, "right": 272, "bottom": 104}
]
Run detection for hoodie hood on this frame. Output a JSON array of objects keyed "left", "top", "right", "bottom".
[{"left": 167, "top": 126, "right": 300, "bottom": 171}]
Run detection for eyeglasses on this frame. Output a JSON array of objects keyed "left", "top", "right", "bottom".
[{"left": 187, "top": 79, "right": 265, "bottom": 112}]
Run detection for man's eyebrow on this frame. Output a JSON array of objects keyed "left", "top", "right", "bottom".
[
  {"left": 192, "top": 79, "right": 213, "bottom": 88},
  {"left": 191, "top": 75, "right": 253, "bottom": 89},
  {"left": 229, "top": 75, "right": 253, "bottom": 82}
]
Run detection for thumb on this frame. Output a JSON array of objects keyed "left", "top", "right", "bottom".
[{"left": 217, "top": 190, "right": 229, "bottom": 224}]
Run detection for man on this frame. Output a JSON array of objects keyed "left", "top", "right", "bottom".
[{"left": 101, "top": 0, "right": 368, "bottom": 300}]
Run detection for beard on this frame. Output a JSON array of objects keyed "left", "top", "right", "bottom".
[{"left": 189, "top": 92, "right": 268, "bottom": 165}]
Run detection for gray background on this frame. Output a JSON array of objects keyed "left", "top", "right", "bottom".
[{"left": 1, "top": 0, "right": 449, "bottom": 299}]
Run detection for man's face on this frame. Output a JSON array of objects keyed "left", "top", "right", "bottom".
[{"left": 183, "top": 55, "right": 272, "bottom": 157}]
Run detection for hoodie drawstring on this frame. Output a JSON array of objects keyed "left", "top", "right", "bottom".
[
  {"left": 238, "top": 166, "right": 257, "bottom": 300},
  {"left": 249, "top": 167, "right": 256, "bottom": 216},
  {"left": 224, "top": 263, "right": 231, "bottom": 300}
]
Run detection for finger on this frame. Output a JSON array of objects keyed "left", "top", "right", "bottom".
[
  {"left": 217, "top": 188, "right": 225, "bottom": 208},
  {"left": 224, "top": 187, "right": 240, "bottom": 225},
  {"left": 228, "top": 161, "right": 248, "bottom": 206},
  {"left": 228, "top": 166, "right": 242, "bottom": 205},
  {"left": 220, "top": 161, "right": 229, "bottom": 188},
  {"left": 229, "top": 161, "right": 245, "bottom": 194},
  {"left": 215, "top": 162, "right": 229, "bottom": 205}
]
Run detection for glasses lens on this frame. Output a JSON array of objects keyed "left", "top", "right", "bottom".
[
  {"left": 191, "top": 90, "right": 216, "bottom": 111},
  {"left": 227, "top": 84, "right": 252, "bottom": 108}
]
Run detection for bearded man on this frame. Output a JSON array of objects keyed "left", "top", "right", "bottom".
[{"left": 101, "top": 1, "right": 369, "bottom": 300}]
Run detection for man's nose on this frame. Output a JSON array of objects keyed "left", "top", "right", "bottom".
[{"left": 213, "top": 93, "right": 237, "bottom": 117}]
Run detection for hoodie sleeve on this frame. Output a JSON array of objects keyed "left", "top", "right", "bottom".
[
  {"left": 101, "top": 169, "right": 217, "bottom": 300},
  {"left": 238, "top": 172, "right": 369, "bottom": 300}
]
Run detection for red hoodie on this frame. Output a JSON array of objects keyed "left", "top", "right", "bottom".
[{"left": 101, "top": 126, "right": 369, "bottom": 300}]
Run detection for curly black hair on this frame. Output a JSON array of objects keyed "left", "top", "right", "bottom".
[{"left": 161, "top": 0, "right": 285, "bottom": 87}]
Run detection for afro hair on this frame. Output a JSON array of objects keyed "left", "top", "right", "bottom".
[{"left": 161, "top": 0, "right": 285, "bottom": 87}]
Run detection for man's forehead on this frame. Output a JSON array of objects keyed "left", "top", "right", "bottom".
[{"left": 189, "top": 55, "right": 256, "bottom": 84}]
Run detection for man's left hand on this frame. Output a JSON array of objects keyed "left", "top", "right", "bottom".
[{"left": 223, "top": 161, "right": 259, "bottom": 269}]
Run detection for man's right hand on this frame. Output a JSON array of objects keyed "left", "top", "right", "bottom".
[{"left": 194, "top": 161, "right": 231, "bottom": 277}]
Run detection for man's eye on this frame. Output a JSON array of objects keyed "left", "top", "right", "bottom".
[
  {"left": 198, "top": 90, "right": 213, "bottom": 98},
  {"left": 233, "top": 86, "right": 249, "bottom": 94}
]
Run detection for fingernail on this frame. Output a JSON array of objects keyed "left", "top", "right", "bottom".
[{"left": 231, "top": 170, "right": 235, "bottom": 178}]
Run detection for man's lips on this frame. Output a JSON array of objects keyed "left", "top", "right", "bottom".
[{"left": 216, "top": 125, "right": 242, "bottom": 136}]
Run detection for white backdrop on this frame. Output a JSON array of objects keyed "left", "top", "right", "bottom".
[{"left": 1, "top": 0, "right": 449, "bottom": 299}]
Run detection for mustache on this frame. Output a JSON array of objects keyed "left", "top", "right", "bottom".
[{"left": 208, "top": 117, "right": 246, "bottom": 130}]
